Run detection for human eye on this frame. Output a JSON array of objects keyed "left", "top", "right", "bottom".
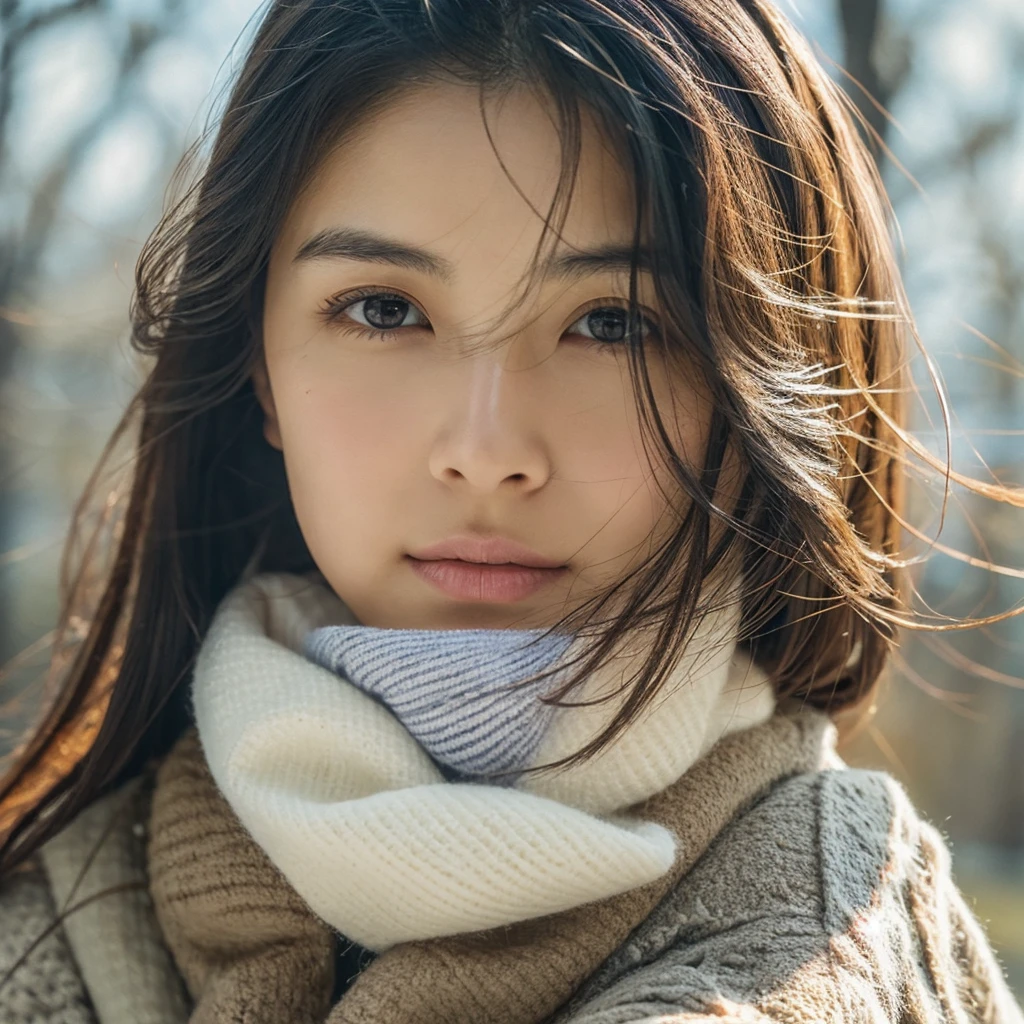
[
  {"left": 317, "top": 287, "right": 431, "bottom": 339},
  {"left": 564, "top": 302, "right": 660, "bottom": 348}
]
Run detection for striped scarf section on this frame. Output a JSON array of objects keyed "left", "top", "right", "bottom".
[{"left": 303, "top": 625, "right": 574, "bottom": 780}]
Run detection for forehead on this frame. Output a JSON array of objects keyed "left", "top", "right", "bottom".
[{"left": 274, "top": 79, "right": 637, "bottom": 265}]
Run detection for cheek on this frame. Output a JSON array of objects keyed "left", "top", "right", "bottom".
[
  {"left": 645, "top": 357, "right": 712, "bottom": 486},
  {"left": 282, "top": 382, "right": 413, "bottom": 476},
  {"left": 610, "top": 363, "right": 712, "bottom": 543},
  {"left": 264, "top": 351, "right": 426, "bottom": 560},
  {"left": 553, "top": 357, "right": 707, "bottom": 560}
]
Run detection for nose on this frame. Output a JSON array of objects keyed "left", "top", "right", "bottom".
[{"left": 428, "top": 357, "right": 552, "bottom": 496}]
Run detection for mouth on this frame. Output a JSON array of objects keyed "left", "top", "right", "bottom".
[
  {"left": 405, "top": 535, "right": 569, "bottom": 603},
  {"left": 405, "top": 557, "right": 569, "bottom": 603}
]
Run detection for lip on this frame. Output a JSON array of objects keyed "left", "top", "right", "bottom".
[
  {"left": 407, "top": 558, "right": 568, "bottom": 603},
  {"left": 406, "top": 535, "right": 569, "bottom": 603},
  {"left": 409, "top": 535, "right": 567, "bottom": 569}
]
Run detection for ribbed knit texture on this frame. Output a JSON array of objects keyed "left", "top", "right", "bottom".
[
  {"left": 147, "top": 730, "right": 334, "bottom": 1024},
  {"left": 304, "top": 625, "right": 573, "bottom": 779},
  {"left": 188, "top": 572, "right": 777, "bottom": 952}
]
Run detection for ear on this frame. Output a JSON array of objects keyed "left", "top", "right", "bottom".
[{"left": 251, "top": 357, "right": 283, "bottom": 451}]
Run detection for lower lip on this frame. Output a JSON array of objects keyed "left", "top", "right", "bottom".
[{"left": 406, "top": 557, "right": 568, "bottom": 603}]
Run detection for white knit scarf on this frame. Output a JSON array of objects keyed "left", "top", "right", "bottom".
[{"left": 191, "top": 572, "right": 777, "bottom": 952}]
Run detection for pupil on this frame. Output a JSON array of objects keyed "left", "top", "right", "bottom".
[
  {"left": 588, "top": 308, "right": 627, "bottom": 343},
  {"left": 365, "top": 297, "right": 408, "bottom": 329}
]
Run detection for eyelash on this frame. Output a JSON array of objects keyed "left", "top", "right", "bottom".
[{"left": 316, "top": 286, "right": 661, "bottom": 348}]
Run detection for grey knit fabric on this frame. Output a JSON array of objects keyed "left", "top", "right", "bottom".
[
  {"left": 550, "top": 768, "right": 1024, "bottom": 1023},
  {"left": 304, "top": 624, "right": 573, "bottom": 779},
  {"left": 2, "top": 759, "right": 1022, "bottom": 1023},
  {"left": 0, "top": 862, "right": 94, "bottom": 1024}
]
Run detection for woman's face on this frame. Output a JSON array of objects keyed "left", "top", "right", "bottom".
[{"left": 258, "top": 79, "right": 709, "bottom": 630}]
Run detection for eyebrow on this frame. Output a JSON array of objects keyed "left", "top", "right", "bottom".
[{"left": 292, "top": 227, "right": 651, "bottom": 282}]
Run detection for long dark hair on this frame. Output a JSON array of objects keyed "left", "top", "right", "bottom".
[{"left": 2, "top": 0, "right": 1020, "bottom": 874}]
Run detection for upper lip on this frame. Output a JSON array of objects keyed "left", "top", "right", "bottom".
[{"left": 408, "top": 535, "right": 567, "bottom": 569}]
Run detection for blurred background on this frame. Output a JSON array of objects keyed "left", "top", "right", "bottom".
[{"left": 1, "top": 0, "right": 1022, "bottom": 997}]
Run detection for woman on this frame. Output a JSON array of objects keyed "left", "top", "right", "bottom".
[{"left": 2, "top": 1, "right": 1022, "bottom": 1021}]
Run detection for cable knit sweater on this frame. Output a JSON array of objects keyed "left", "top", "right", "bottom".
[{"left": 1, "top": 700, "right": 1022, "bottom": 1024}]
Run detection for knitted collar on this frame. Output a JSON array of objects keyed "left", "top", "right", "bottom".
[
  {"left": 191, "top": 572, "right": 777, "bottom": 952},
  {"left": 302, "top": 622, "right": 575, "bottom": 782}
]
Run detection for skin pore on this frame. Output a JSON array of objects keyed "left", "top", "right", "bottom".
[{"left": 255, "top": 78, "right": 711, "bottom": 631}]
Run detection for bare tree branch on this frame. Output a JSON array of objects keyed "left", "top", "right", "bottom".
[
  {"left": 0, "top": 0, "right": 103, "bottom": 155},
  {"left": 837, "top": 0, "right": 910, "bottom": 149},
  {"left": 0, "top": 0, "right": 185, "bottom": 663}
]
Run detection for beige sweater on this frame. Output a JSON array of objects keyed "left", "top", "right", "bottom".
[{"left": 1, "top": 701, "right": 1022, "bottom": 1024}]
